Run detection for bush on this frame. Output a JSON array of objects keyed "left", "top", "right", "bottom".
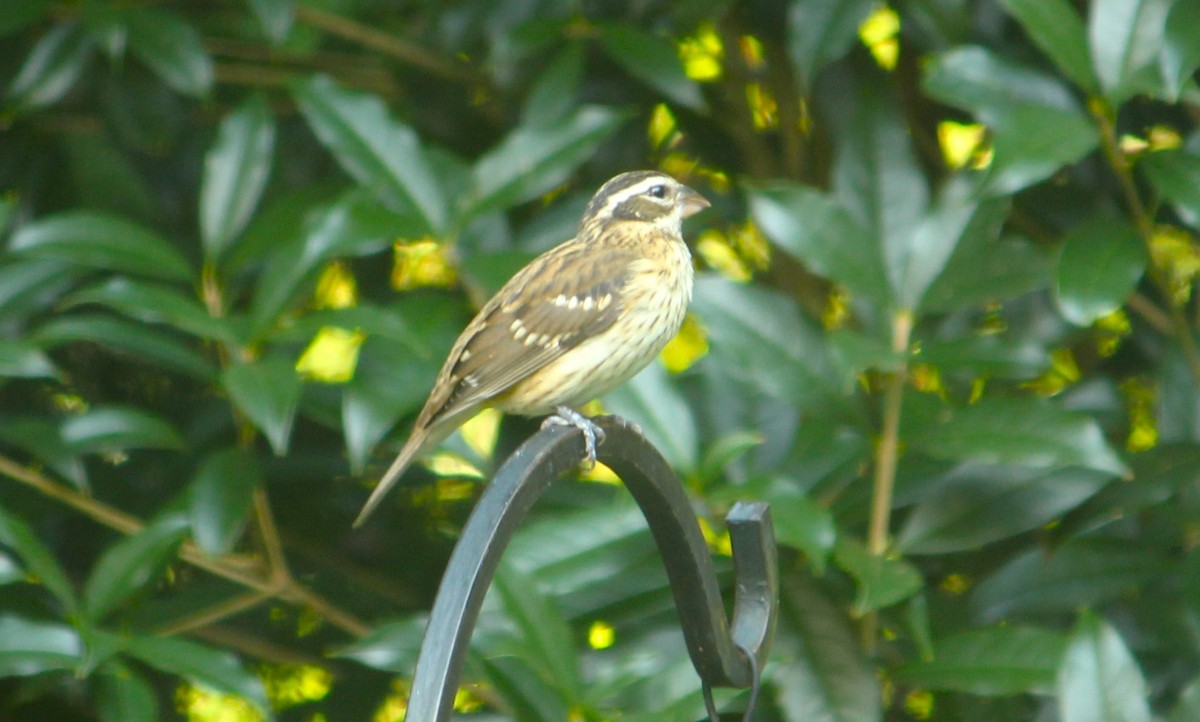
[{"left": 1, "top": 1, "right": 1199, "bottom": 720}]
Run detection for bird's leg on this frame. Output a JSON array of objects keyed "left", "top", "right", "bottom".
[{"left": 542, "top": 406, "right": 606, "bottom": 468}]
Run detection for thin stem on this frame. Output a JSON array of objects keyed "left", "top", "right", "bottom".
[
  {"left": 1092, "top": 99, "right": 1200, "bottom": 383},
  {"left": 295, "top": 5, "right": 481, "bottom": 84},
  {"left": 861, "top": 309, "right": 913, "bottom": 652},
  {"left": 253, "top": 488, "right": 291, "bottom": 582},
  {"left": 156, "top": 591, "right": 274, "bottom": 637},
  {"left": 867, "top": 310, "right": 912, "bottom": 556},
  {"left": 0, "top": 454, "right": 370, "bottom": 637}
]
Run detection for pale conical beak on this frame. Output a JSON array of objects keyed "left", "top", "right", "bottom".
[{"left": 679, "top": 185, "right": 710, "bottom": 218}]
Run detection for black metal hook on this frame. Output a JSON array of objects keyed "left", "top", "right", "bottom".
[{"left": 402, "top": 415, "right": 778, "bottom": 721}]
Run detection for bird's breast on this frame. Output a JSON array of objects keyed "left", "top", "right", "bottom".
[{"left": 499, "top": 238, "right": 694, "bottom": 415}]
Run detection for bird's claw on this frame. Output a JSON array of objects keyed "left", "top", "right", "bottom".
[{"left": 543, "top": 407, "right": 605, "bottom": 469}]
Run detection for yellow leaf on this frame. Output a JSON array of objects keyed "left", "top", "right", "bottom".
[
  {"left": 859, "top": 5, "right": 900, "bottom": 71},
  {"left": 460, "top": 408, "right": 501, "bottom": 460},
  {"left": 295, "top": 327, "right": 365, "bottom": 383},
  {"left": 744, "top": 82, "right": 778, "bottom": 130},
  {"left": 1120, "top": 377, "right": 1158, "bottom": 452},
  {"left": 1149, "top": 225, "right": 1200, "bottom": 305},
  {"left": 678, "top": 23, "right": 723, "bottom": 81},
  {"left": 648, "top": 103, "right": 680, "bottom": 150},
  {"left": 936, "top": 120, "right": 991, "bottom": 170},
  {"left": 661, "top": 314, "right": 709, "bottom": 373},
  {"left": 1148, "top": 125, "right": 1182, "bottom": 151},
  {"left": 314, "top": 262, "right": 357, "bottom": 309},
  {"left": 905, "top": 690, "right": 935, "bottom": 720},
  {"left": 588, "top": 620, "right": 616, "bottom": 650},
  {"left": 697, "top": 229, "right": 751, "bottom": 281},
  {"left": 176, "top": 685, "right": 263, "bottom": 722},
  {"left": 392, "top": 238, "right": 456, "bottom": 291}
]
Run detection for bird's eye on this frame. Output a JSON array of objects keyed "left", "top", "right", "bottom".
[{"left": 647, "top": 184, "right": 667, "bottom": 199}]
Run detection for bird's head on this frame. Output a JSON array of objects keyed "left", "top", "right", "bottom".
[{"left": 582, "top": 171, "right": 710, "bottom": 235}]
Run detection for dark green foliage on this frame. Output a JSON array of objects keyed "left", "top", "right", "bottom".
[{"left": 1, "top": 1, "right": 1199, "bottom": 720}]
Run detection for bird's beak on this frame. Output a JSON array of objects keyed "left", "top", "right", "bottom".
[{"left": 679, "top": 185, "right": 710, "bottom": 218}]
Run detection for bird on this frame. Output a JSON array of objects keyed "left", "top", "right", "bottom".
[{"left": 353, "top": 170, "right": 710, "bottom": 527}]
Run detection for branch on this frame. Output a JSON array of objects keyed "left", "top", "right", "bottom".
[{"left": 0, "top": 454, "right": 370, "bottom": 638}]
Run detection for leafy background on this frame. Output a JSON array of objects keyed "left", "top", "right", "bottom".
[{"left": 1, "top": 0, "right": 1199, "bottom": 721}]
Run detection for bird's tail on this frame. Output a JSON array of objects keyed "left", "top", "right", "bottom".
[{"left": 352, "top": 430, "right": 429, "bottom": 528}]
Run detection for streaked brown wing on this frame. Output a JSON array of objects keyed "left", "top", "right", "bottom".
[{"left": 417, "top": 239, "right": 638, "bottom": 428}]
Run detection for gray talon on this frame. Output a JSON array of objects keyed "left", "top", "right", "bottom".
[{"left": 542, "top": 407, "right": 604, "bottom": 468}]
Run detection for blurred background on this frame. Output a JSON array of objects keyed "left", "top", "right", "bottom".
[{"left": 1, "top": 0, "right": 1199, "bottom": 720}]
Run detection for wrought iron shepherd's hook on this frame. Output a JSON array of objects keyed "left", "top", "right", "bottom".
[{"left": 402, "top": 415, "right": 779, "bottom": 721}]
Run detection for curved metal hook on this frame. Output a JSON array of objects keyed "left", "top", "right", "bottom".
[{"left": 403, "top": 416, "right": 778, "bottom": 721}]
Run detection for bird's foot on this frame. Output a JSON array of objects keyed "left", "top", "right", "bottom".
[{"left": 542, "top": 407, "right": 606, "bottom": 468}]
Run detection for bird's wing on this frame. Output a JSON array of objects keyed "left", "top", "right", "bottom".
[{"left": 418, "top": 240, "right": 638, "bottom": 429}]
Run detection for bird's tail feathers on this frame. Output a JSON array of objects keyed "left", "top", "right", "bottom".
[{"left": 352, "top": 431, "right": 428, "bottom": 528}]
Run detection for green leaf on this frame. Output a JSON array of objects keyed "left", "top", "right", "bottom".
[
  {"left": 0, "top": 260, "right": 79, "bottom": 320},
  {"left": 34, "top": 313, "right": 216, "bottom": 380},
  {"left": 476, "top": 655, "right": 570, "bottom": 722},
  {"left": 694, "top": 430, "right": 764, "bottom": 486},
  {"left": 827, "top": 69, "right": 928, "bottom": 270},
  {"left": 833, "top": 537, "right": 923, "bottom": 614},
  {"left": 769, "top": 493, "right": 836, "bottom": 574},
  {"left": 0, "top": 0, "right": 50, "bottom": 38},
  {"left": 249, "top": 189, "right": 422, "bottom": 336},
  {"left": 0, "top": 506, "right": 78, "bottom": 612},
  {"left": 125, "top": 9, "right": 213, "bottom": 97},
  {"left": 494, "top": 559, "right": 581, "bottom": 698},
  {"left": 9, "top": 212, "right": 192, "bottom": 282},
  {"left": 1055, "top": 217, "right": 1146, "bottom": 325},
  {"left": 522, "top": 44, "right": 584, "bottom": 128},
  {"left": 907, "top": 397, "right": 1130, "bottom": 477},
  {"left": 0, "top": 340, "right": 58, "bottom": 379},
  {"left": 466, "top": 106, "right": 628, "bottom": 218},
  {"left": 222, "top": 357, "right": 302, "bottom": 455},
  {"left": 923, "top": 47, "right": 1099, "bottom": 193},
  {"left": 1162, "top": 0, "right": 1200, "bottom": 100},
  {"left": 891, "top": 177, "right": 1010, "bottom": 310},
  {"left": 248, "top": 0, "right": 294, "bottom": 43},
  {"left": 897, "top": 465, "right": 1109, "bottom": 555},
  {"left": 1057, "top": 611, "right": 1152, "bottom": 722},
  {"left": 919, "top": 336, "right": 1050, "bottom": 379},
  {"left": 65, "top": 278, "right": 235, "bottom": 343},
  {"left": 0, "top": 418, "right": 86, "bottom": 489},
  {"left": 6, "top": 22, "right": 93, "bottom": 112},
  {"left": 691, "top": 276, "right": 848, "bottom": 415},
  {"left": 747, "top": 182, "right": 888, "bottom": 307},
  {"left": 124, "top": 634, "right": 268, "bottom": 710},
  {"left": 97, "top": 664, "right": 159, "bottom": 722},
  {"left": 333, "top": 615, "right": 426, "bottom": 672},
  {"left": 921, "top": 233, "right": 1054, "bottom": 312},
  {"left": 768, "top": 572, "right": 881, "bottom": 722},
  {"left": 1168, "top": 676, "right": 1200, "bottom": 722},
  {"left": 0, "top": 615, "right": 82, "bottom": 677},
  {"left": 896, "top": 625, "right": 1067, "bottom": 694},
  {"left": 995, "top": 0, "right": 1096, "bottom": 91},
  {"left": 82, "top": 515, "right": 189, "bottom": 622},
  {"left": 991, "top": 105, "right": 1100, "bottom": 194},
  {"left": 599, "top": 24, "right": 705, "bottom": 111},
  {"left": 604, "top": 361, "right": 697, "bottom": 473},
  {"left": 970, "top": 539, "right": 1168, "bottom": 622},
  {"left": 786, "top": 0, "right": 877, "bottom": 86},
  {"left": 200, "top": 95, "right": 276, "bottom": 261},
  {"left": 188, "top": 448, "right": 260, "bottom": 557},
  {"left": 293, "top": 74, "right": 446, "bottom": 233},
  {"left": 1140, "top": 148, "right": 1200, "bottom": 229},
  {"left": 343, "top": 352, "right": 435, "bottom": 475},
  {"left": 1088, "top": 0, "right": 1172, "bottom": 104},
  {"left": 60, "top": 406, "right": 185, "bottom": 455}
]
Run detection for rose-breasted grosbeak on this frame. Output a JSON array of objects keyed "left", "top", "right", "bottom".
[{"left": 354, "top": 170, "right": 709, "bottom": 526}]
